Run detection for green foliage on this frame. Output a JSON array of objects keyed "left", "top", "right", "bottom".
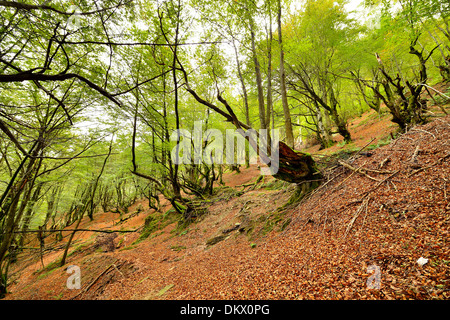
[{"left": 0, "top": 0, "right": 449, "bottom": 296}]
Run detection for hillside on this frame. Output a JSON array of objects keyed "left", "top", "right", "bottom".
[{"left": 4, "top": 111, "right": 450, "bottom": 300}]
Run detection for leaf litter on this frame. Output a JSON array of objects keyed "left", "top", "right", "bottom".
[{"left": 4, "top": 116, "right": 449, "bottom": 300}]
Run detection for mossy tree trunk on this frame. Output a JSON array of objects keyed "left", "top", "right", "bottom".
[{"left": 273, "top": 141, "right": 322, "bottom": 184}]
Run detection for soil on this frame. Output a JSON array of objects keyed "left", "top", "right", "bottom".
[{"left": 3, "top": 104, "right": 450, "bottom": 300}]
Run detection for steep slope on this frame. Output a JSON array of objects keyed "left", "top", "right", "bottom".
[{"left": 4, "top": 115, "right": 450, "bottom": 300}]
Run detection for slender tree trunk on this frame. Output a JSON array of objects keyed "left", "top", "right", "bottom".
[
  {"left": 329, "top": 88, "right": 351, "bottom": 143},
  {"left": 171, "top": 5, "right": 182, "bottom": 201},
  {"left": 266, "top": 4, "right": 273, "bottom": 133},
  {"left": 232, "top": 39, "right": 250, "bottom": 127},
  {"left": 0, "top": 142, "right": 42, "bottom": 266},
  {"left": 60, "top": 144, "right": 112, "bottom": 266},
  {"left": 315, "top": 102, "right": 332, "bottom": 149},
  {"left": 277, "top": 0, "right": 294, "bottom": 148},
  {"left": 249, "top": 18, "right": 266, "bottom": 131},
  {"left": 18, "top": 183, "right": 42, "bottom": 247}
]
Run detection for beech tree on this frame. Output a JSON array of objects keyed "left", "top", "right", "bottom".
[
  {"left": 353, "top": 0, "right": 446, "bottom": 130},
  {"left": 284, "top": 0, "right": 360, "bottom": 144},
  {"left": 2, "top": 0, "right": 446, "bottom": 299}
]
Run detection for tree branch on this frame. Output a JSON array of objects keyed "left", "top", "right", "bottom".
[
  {"left": 0, "top": 72, "right": 122, "bottom": 106},
  {"left": 0, "top": 0, "right": 133, "bottom": 16}
]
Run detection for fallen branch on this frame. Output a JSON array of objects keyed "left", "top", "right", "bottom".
[
  {"left": 379, "top": 155, "right": 391, "bottom": 169},
  {"left": 343, "top": 197, "right": 370, "bottom": 239},
  {"left": 410, "top": 144, "right": 420, "bottom": 163},
  {"left": 2, "top": 228, "right": 138, "bottom": 235},
  {"left": 363, "top": 170, "right": 400, "bottom": 197},
  {"left": 348, "top": 138, "right": 376, "bottom": 163},
  {"left": 338, "top": 160, "right": 381, "bottom": 182}
]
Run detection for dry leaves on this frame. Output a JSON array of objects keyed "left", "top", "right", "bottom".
[{"left": 5, "top": 116, "right": 450, "bottom": 300}]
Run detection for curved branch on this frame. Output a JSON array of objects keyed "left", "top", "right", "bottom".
[
  {"left": 0, "top": 0, "right": 133, "bottom": 16},
  {"left": 0, "top": 72, "right": 122, "bottom": 106}
]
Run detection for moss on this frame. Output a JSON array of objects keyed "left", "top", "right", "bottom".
[
  {"left": 258, "top": 209, "right": 287, "bottom": 236},
  {"left": 206, "top": 234, "right": 228, "bottom": 246},
  {"left": 296, "top": 150, "right": 311, "bottom": 157},
  {"left": 285, "top": 181, "right": 320, "bottom": 207},
  {"left": 36, "top": 260, "right": 62, "bottom": 279},
  {"left": 280, "top": 218, "right": 292, "bottom": 231},
  {"left": 119, "top": 244, "right": 138, "bottom": 251},
  {"left": 170, "top": 245, "right": 186, "bottom": 251},
  {"left": 135, "top": 209, "right": 180, "bottom": 243},
  {"left": 157, "top": 284, "right": 174, "bottom": 296},
  {"left": 262, "top": 179, "right": 289, "bottom": 190}
]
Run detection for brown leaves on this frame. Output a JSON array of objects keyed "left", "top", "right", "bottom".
[{"left": 6, "top": 117, "right": 450, "bottom": 301}]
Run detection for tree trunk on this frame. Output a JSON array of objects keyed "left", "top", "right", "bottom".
[
  {"left": 249, "top": 18, "right": 266, "bottom": 131},
  {"left": 315, "top": 102, "right": 332, "bottom": 149},
  {"left": 179, "top": 51, "right": 322, "bottom": 187},
  {"left": 18, "top": 183, "right": 42, "bottom": 247},
  {"left": 277, "top": 0, "right": 295, "bottom": 149},
  {"left": 273, "top": 141, "right": 321, "bottom": 184},
  {"left": 329, "top": 87, "right": 352, "bottom": 143},
  {"left": 266, "top": 4, "right": 273, "bottom": 133},
  {"left": 232, "top": 39, "right": 251, "bottom": 127}
]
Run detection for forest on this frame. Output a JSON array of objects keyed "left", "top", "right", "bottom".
[{"left": 0, "top": 0, "right": 449, "bottom": 300}]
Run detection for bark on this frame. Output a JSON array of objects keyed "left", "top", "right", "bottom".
[
  {"left": 266, "top": 4, "right": 273, "bottom": 132},
  {"left": 273, "top": 141, "right": 320, "bottom": 184},
  {"left": 277, "top": 0, "right": 294, "bottom": 148},
  {"left": 249, "top": 18, "right": 267, "bottom": 131},
  {"left": 315, "top": 102, "right": 332, "bottom": 149},
  {"left": 232, "top": 40, "right": 251, "bottom": 127}
]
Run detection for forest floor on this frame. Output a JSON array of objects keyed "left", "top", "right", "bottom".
[{"left": 4, "top": 101, "right": 450, "bottom": 300}]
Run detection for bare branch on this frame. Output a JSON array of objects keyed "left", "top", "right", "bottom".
[{"left": 0, "top": 0, "right": 133, "bottom": 16}]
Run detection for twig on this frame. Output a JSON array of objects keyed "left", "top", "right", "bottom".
[
  {"left": 408, "top": 153, "right": 450, "bottom": 177},
  {"left": 70, "top": 264, "right": 114, "bottom": 300},
  {"left": 409, "top": 144, "right": 420, "bottom": 164},
  {"left": 338, "top": 160, "right": 381, "bottom": 182},
  {"left": 332, "top": 162, "right": 368, "bottom": 191},
  {"left": 379, "top": 155, "right": 391, "bottom": 169},
  {"left": 410, "top": 128, "right": 436, "bottom": 139},
  {"left": 409, "top": 144, "right": 420, "bottom": 168},
  {"left": 112, "top": 263, "right": 125, "bottom": 279},
  {"left": 390, "top": 180, "right": 398, "bottom": 191},
  {"left": 362, "top": 170, "right": 400, "bottom": 198},
  {"left": 348, "top": 138, "right": 376, "bottom": 163},
  {"left": 343, "top": 197, "right": 370, "bottom": 239}
]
